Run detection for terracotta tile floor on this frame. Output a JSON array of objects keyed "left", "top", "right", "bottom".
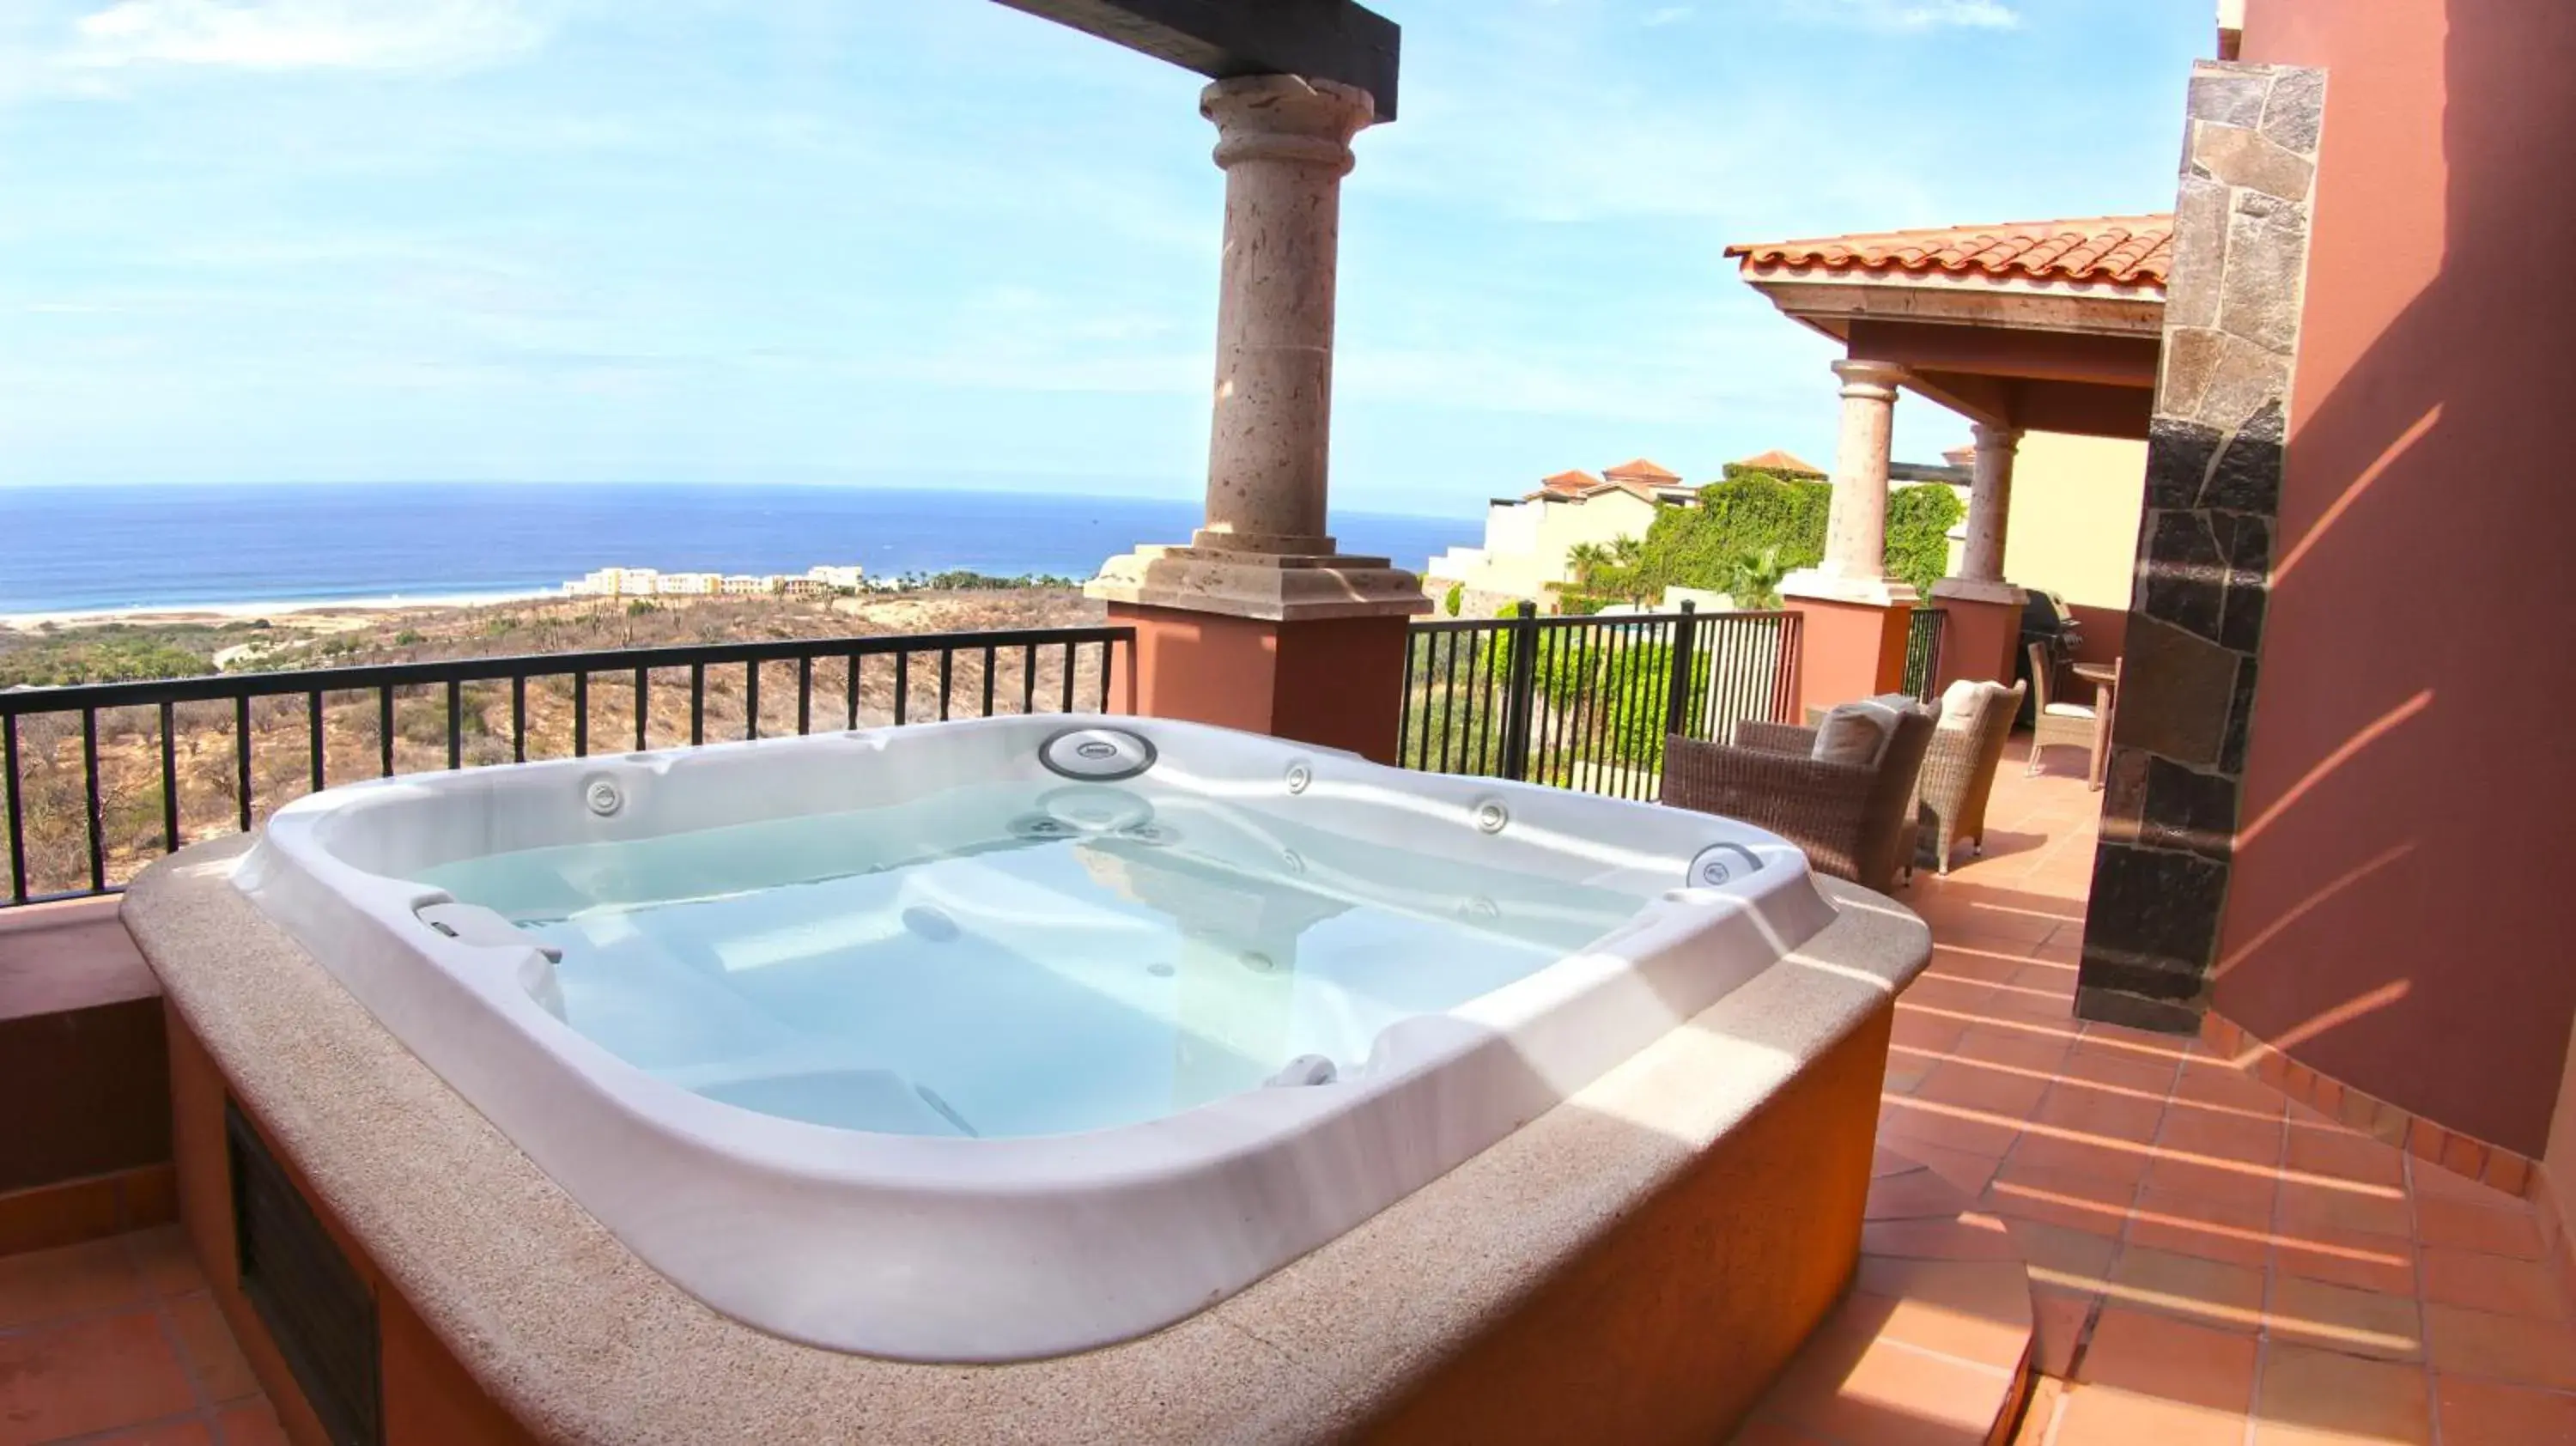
[
  {"left": 1882, "top": 744, "right": 2575, "bottom": 1446},
  {"left": 0, "top": 1225, "right": 284, "bottom": 1446}
]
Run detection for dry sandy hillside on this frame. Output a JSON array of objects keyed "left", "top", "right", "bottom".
[{"left": 2, "top": 588, "right": 1115, "bottom": 899}]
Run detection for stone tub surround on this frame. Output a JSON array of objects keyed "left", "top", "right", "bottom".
[
  {"left": 124, "top": 835, "right": 1931, "bottom": 1444},
  {"left": 2078, "top": 58, "right": 2326, "bottom": 1033}
]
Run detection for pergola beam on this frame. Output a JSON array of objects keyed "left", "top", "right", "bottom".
[
  {"left": 1847, "top": 319, "right": 2159, "bottom": 389},
  {"left": 989, "top": 0, "right": 1401, "bottom": 119}
]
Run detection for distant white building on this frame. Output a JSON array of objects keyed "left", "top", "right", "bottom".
[
  {"left": 567, "top": 566, "right": 660, "bottom": 598},
  {"left": 1425, "top": 459, "right": 1695, "bottom": 608},
  {"left": 655, "top": 572, "right": 720, "bottom": 596},
  {"left": 805, "top": 565, "right": 866, "bottom": 590},
  {"left": 720, "top": 575, "right": 768, "bottom": 596},
  {"left": 775, "top": 576, "right": 829, "bottom": 598}
]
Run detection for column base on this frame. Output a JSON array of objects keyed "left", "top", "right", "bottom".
[
  {"left": 1088, "top": 544, "right": 1428, "bottom": 763},
  {"left": 1779, "top": 574, "right": 1919, "bottom": 719},
  {"left": 1928, "top": 578, "right": 2028, "bottom": 697},
  {"left": 1101, "top": 601, "right": 1417, "bottom": 763},
  {"left": 1086, "top": 544, "right": 1432, "bottom": 623}
]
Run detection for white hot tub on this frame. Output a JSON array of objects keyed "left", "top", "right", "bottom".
[{"left": 234, "top": 714, "right": 1838, "bottom": 1362}]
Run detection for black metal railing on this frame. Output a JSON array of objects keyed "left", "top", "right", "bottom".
[
  {"left": 1397, "top": 604, "right": 1804, "bottom": 801},
  {"left": 1903, "top": 606, "right": 1948, "bottom": 702},
  {"left": 0, "top": 625, "right": 1133, "bottom": 908}
]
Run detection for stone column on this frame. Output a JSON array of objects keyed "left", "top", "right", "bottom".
[
  {"left": 1815, "top": 359, "right": 1907, "bottom": 585},
  {"left": 1782, "top": 358, "right": 1917, "bottom": 715},
  {"left": 1193, "top": 76, "right": 1368, "bottom": 556},
  {"left": 1087, "top": 76, "right": 1428, "bottom": 762},
  {"left": 1960, "top": 422, "right": 2020, "bottom": 586},
  {"left": 1929, "top": 422, "right": 2029, "bottom": 693}
]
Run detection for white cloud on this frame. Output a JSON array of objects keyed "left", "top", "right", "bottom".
[
  {"left": 62, "top": 0, "right": 545, "bottom": 72},
  {"left": 1797, "top": 0, "right": 2020, "bottom": 31}
]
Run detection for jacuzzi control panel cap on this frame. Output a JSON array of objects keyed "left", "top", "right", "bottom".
[{"left": 1038, "top": 726, "right": 1157, "bottom": 781}]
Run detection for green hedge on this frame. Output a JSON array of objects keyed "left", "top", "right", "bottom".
[{"left": 1625, "top": 469, "right": 1963, "bottom": 603}]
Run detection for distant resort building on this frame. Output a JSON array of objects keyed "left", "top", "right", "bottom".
[
  {"left": 563, "top": 564, "right": 866, "bottom": 600},
  {"left": 1425, "top": 458, "right": 1697, "bottom": 607},
  {"left": 1425, "top": 449, "right": 1973, "bottom": 613}
]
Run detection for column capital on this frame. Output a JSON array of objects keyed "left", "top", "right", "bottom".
[
  {"left": 1971, "top": 420, "right": 2025, "bottom": 451},
  {"left": 1830, "top": 357, "right": 1908, "bottom": 400},
  {"left": 1202, "top": 76, "right": 1376, "bottom": 173}
]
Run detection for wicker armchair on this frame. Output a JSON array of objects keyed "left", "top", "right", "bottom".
[
  {"left": 1661, "top": 708, "right": 1937, "bottom": 895},
  {"left": 1917, "top": 680, "right": 2027, "bottom": 874}
]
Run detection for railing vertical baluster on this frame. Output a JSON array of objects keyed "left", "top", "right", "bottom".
[
  {"left": 635, "top": 667, "right": 651, "bottom": 750},
  {"left": 1610, "top": 621, "right": 1640, "bottom": 796},
  {"left": 980, "top": 647, "right": 997, "bottom": 719},
  {"left": 574, "top": 672, "right": 591, "bottom": 757},
  {"left": 894, "top": 653, "right": 910, "bottom": 726},
  {"left": 690, "top": 664, "right": 706, "bottom": 744},
  {"left": 511, "top": 675, "right": 528, "bottom": 762},
  {"left": 846, "top": 655, "right": 861, "bottom": 729},
  {"left": 1097, "top": 640, "right": 1115, "bottom": 713},
  {"left": 3, "top": 716, "right": 23, "bottom": 904},
  {"left": 378, "top": 688, "right": 394, "bottom": 777},
  {"left": 1625, "top": 623, "right": 1656, "bottom": 799},
  {"left": 1021, "top": 644, "right": 1037, "bottom": 715},
  {"left": 446, "top": 679, "right": 463, "bottom": 770},
  {"left": 159, "top": 701, "right": 179, "bottom": 853},
  {"left": 234, "top": 696, "right": 253, "bottom": 830},
  {"left": 1397, "top": 630, "right": 1417, "bottom": 767},
  {"left": 1778, "top": 613, "right": 1803, "bottom": 722},
  {"left": 1499, "top": 604, "right": 1539, "bottom": 781},
  {"left": 1464, "top": 630, "right": 1481, "bottom": 770},
  {"left": 1662, "top": 601, "right": 1698, "bottom": 753},
  {"left": 936, "top": 649, "right": 953, "bottom": 722},
  {"left": 307, "top": 691, "right": 325, "bottom": 791},
  {"left": 797, "top": 657, "right": 812, "bottom": 735},
  {"left": 745, "top": 661, "right": 761, "bottom": 741},
  {"left": 1432, "top": 629, "right": 1453, "bottom": 773},
  {"left": 1058, "top": 644, "right": 1074, "bottom": 714},
  {"left": 81, "top": 708, "right": 103, "bottom": 893}
]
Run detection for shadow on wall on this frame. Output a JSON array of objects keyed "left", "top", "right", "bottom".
[{"left": 2215, "top": 0, "right": 2576, "bottom": 1157}]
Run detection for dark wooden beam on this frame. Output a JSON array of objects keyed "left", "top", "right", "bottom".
[
  {"left": 991, "top": 0, "right": 1401, "bottom": 120},
  {"left": 1894, "top": 369, "right": 2015, "bottom": 428},
  {"left": 1847, "top": 319, "right": 2160, "bottom": 389},
  {"left": 2009, "top": 379, "right": 2154, "bottom": 440}
]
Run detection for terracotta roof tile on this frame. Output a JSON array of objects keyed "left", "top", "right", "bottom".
[
  {"left": 1539, "top": 468, "right": 1601, "bottom": 494},
  {"left": 1731, "top": 448, "right": 1825, "bottom": 476},
  {"left": 1601, "top": 458, "right": 1681, "bottom": 483},
  {"left": 1725, "top": 215, "right": 2173, "bottom": 288}
]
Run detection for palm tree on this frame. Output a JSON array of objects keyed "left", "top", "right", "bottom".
[
  {"left": 1721, "top": 546, "right": 1792, "bottom": 611},
  {"left": 1564, "top": 542, "right": 1613, "bottom": 590}
]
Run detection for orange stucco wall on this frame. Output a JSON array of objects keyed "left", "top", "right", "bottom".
[{"left": 2217, "top": 0, "right": 2576, "bottom": 1156}]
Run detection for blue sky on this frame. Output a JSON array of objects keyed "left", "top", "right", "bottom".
[{"left": 0, "top": 0, "right": 2202, "bottom": 518}]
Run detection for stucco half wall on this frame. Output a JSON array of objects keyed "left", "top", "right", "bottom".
[
  {"left": 2002, "top": 431, "right": 2148, "bottom": 666},
  {"left": 2215, "top": 0, "right": 2576, "bottom": 1157}
]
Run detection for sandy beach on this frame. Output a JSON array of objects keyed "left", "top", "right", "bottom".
[{"left": 0, "top": 589, "right": 568, "bottom": 634}]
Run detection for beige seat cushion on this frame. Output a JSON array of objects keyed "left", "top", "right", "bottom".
[
  {"left": 1938, "top": 679, "right": 2008, "bottom": 730},
  {"left": 2041, "top": 700, "right": 2097, "bottom": 719},
  {"left": 1811, "top": 703, "right": 1893, "bottom": 766}
]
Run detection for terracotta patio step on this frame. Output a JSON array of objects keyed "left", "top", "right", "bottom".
[{"left": 1730, "top": 1147, "right": 2038, "bottom": 1445}]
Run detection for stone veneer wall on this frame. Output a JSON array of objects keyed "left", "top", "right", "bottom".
[{"left": 2075, "top": 60, "right": 2327, "bottom": 1031}]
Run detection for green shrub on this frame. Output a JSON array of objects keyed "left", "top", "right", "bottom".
[
  {"left": 1443, "top": 581, "right": 1463, "bottom": 617},
  {"left": 1885, "top": 483, "right": 1966, "bottom": 596},
  {"left": 1625, "top": 471, "right": 1962, "bottom": 604}
]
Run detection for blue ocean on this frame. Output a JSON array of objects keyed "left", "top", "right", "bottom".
[{"left": 0, "top": 483, "right": 1481, "bottom": 615}]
